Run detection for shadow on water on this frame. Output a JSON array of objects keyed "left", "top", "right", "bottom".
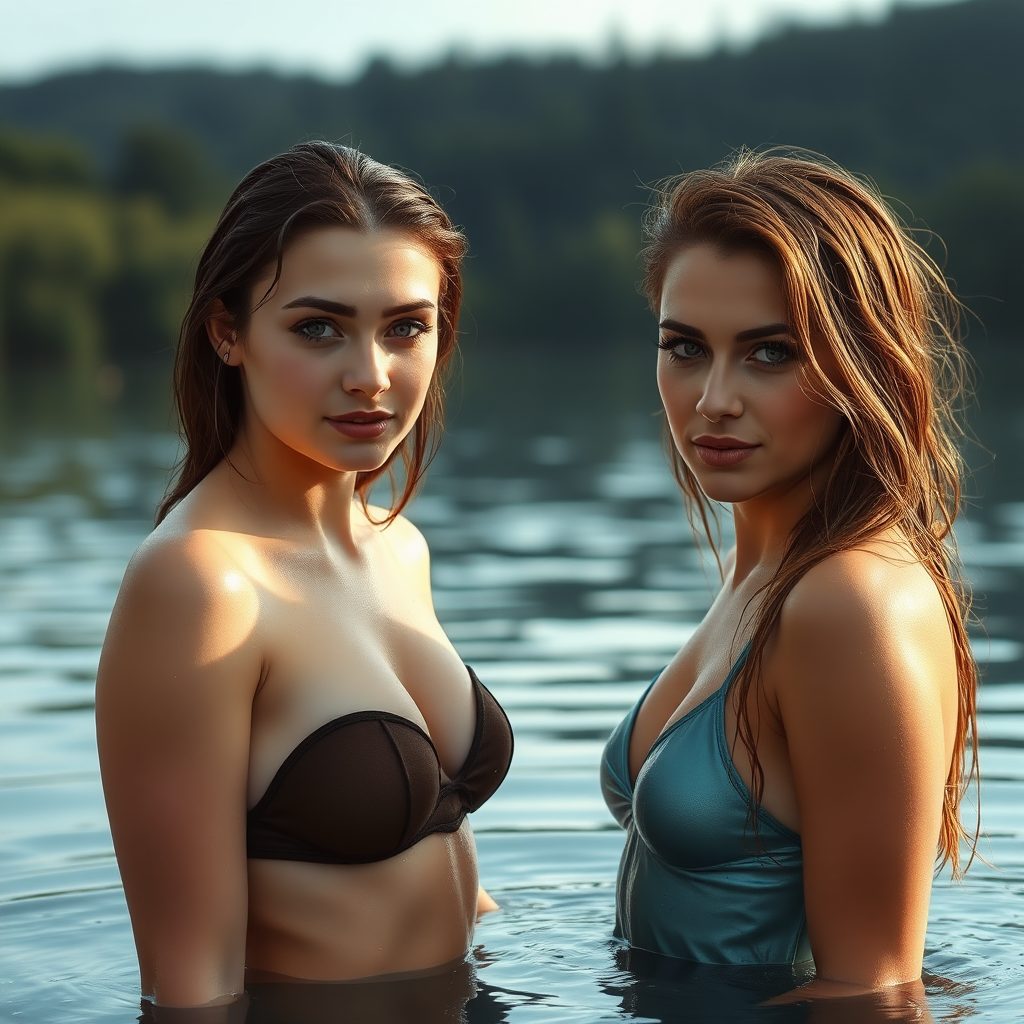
[
  {"left": 602, "top": 948, "right": 814, "bottom": 1024},
  {"left": 138, "top": 958, "right": 537, "bottom": 1024},
  {"left": 600, "top": 947, "right": 977, "bottom": 1023},
  {"left": 134, "top": 954, "right": 968, "bottom": 1024}
]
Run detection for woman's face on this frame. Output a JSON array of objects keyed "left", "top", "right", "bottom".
[
  {"left": 656, "top": 245, "right": 844, "bottom": 507},
  {"left": 221, "top": 226, "right": 441, "bottom": 475}
]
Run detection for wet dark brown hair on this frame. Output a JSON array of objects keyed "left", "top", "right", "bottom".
[
  {"left": 643, "top": 149, "right": 977, "bottom": 875},
  {"left": 157, "top": 142, "right": 466, "bottom": 524}
]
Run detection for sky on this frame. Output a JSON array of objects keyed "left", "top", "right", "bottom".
[{"left": 0, "top": 0, "right": 959, "bottom": 85}]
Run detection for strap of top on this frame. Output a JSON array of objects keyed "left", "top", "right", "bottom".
[{"left": 600, "top": 645, "right": 752, "bottom": 830}]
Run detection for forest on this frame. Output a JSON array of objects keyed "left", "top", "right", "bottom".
[{"left": 0, "top": 0, "right": 1020, "bottom": 368}]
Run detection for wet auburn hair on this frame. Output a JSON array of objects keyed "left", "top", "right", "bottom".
[
  {"left": 157, "top": 141, "right": 466, "bottom": 525},
  {"left": 642, "top": 149, "right": 977, "bottom": 875}
]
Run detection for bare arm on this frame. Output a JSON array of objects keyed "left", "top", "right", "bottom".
[
  {"left": 95, "top": 533, "right": 263, "bottom": 1007},
  {"left": 767, "top": 549, "right": 955, "bottom": 1003}
]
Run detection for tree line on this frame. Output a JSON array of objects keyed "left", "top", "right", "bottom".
[
  {"left": 0, "top": 125, "right": 222, "bottom": 370},
  {"left": 0, "top": 0, "right": 1020, "bottom": 368}
]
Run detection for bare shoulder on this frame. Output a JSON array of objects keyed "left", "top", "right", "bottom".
[
  {"left": 785, "top": 539, "right": 946, "bottom": 636},
  {"left": 373, "top": 509, "right": 430, "bottom": 570},
  {"left": 118, "top": 521, "right": 260, "bottom": 622},
  {"left": 770, "top": 538, "right": 955, "bottom": 712},
  {"left": 363, "top": 506, "right": 433, "bottom": 603},
  {"left": 101, "top": 520, "right": 263, "bottom": 696}
]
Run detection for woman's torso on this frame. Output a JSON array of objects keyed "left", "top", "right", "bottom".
[
  {"left": 602, "top": 645, "right": 810, "bottom": 965},
  {"left": 602, "top": 541, "right": 958, "bottom": 965},
  {"left": 602, "top": 569, "right": 808, "bottom": 965},
  {"left": 169, "top": 480, "right": 505, "bottom": 981},
  {"left": 625, "top": 561, "right": 801, "bottom": 834}
]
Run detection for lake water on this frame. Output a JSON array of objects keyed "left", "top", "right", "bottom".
[{"left": 1, "top": 348, "right": 1022, "bottom": 1023}]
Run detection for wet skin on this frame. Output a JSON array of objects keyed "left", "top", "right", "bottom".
[
  {"left": 628, "top": 247, "right": 957, "bottom": 1010},
  {"left": 96, "top": 228, "right": 488, "bottom": 1007}
]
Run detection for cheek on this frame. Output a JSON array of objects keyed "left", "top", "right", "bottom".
[
  {"left": 657, "top": 362, "right": 701, "bottom": 442},
  {"left": 254, "top": 347, "right": 329, "bottom": 404},
  {"left": 764, "top": 376, "right": 841, "bottom": 446},
  {"left": 398, "top": 342, "right": 439, "bottom": 404},
  {"left": 242, "top": 347, "right": 333, "bottom": 435},
  {"left": 657, "top": 360, "right": 691, "bottom": 416}
]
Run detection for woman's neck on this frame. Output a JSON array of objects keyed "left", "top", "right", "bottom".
[
  {"left": 728, "top": 457, "right": 836, "bottom": 587},
  {"left": 222, "top": 418, "right": 363, "bottom": 552}
]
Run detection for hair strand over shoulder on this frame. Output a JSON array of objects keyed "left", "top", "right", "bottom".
[{"left": 642, "top": 147, "right": 978, "bottom": 876}]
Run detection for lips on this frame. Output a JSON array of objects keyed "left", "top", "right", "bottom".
[
  {"left": 325, "top": 411, "right": 394, "bottom": 440},
  {"left": 690, "top": 435, "right": 759, "bottom": 468}
]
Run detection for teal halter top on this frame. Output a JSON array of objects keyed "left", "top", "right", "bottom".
[{"left": 600, "top": 648, "right": 811, "bottom": 966}]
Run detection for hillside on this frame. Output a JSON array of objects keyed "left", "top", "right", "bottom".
[{"left": 0, "top": 0, "right": 1020, "bottom": 360}]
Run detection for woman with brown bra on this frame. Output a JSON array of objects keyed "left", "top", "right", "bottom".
[{"left": 95, "top": 143, "right": 512, "bottom": 1014}]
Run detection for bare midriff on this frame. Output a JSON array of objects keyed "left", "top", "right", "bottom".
[{"left": 244, "top": 824, "right": 479, "bottom": 981}]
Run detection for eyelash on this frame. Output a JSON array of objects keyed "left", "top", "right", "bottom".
[
  {"left": 293, "top": 318, "right": 339, "bottom": 343},
  {"left": 388, "top": 319, "right": 432, "bottom": 341},
  {"left": 657, "top": 337, "right": 798, "bottom": 367},
  {"left": 657, "top": 337, "right": 702, "bottom": 362},
  {"left": 290, "top": 318, "right": 433, "bottom": 343}
]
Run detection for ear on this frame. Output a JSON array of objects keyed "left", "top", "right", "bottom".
[{"left": 206, "top": 299, "right": 241, "bottom": 367}]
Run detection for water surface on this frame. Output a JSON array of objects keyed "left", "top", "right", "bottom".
[{"left": 1, "top": 350, "right": 1021, "bottom": 1022}]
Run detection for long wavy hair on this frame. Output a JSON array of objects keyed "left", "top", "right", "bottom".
[
  {"left": 642, "top": 149, "right": 978, "bottom": 875},
  {"left": 157, "top": 142, "right": 467, "bottom": 525}
]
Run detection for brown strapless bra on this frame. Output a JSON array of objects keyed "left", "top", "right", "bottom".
[{"left": 246, "top": 667, "right": 513, "bottom": 864}]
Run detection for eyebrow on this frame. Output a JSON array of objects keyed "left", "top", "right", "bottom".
[
  {"left": 736, "top": 323, "right": 791, "bottom": 342},
  {"left": 282, "top": 296, "right": 437, "bottom": 318},
  {"left": 658, "top": 319, "right": 791, "bottom": 343}
]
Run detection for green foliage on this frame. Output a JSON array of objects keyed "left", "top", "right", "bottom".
[
  {"left": 100, "top": 198, "right": 211, "bottom": 359},
  {"left": 113, "top": 124, "right": 223, "bottom": 216},
  {"left": 0, "top": 0, "right": 1020, "bottom": 358},
  {"left": 919, "top": 162, "right": 1024, "bottom": 337},
  {"left": 0, "top": 130, "right": 94, "bottom": 187},
  {"left": 0, "top": 182, "right": 114, "bottom": 368},
  {"left": 0, "top": 126, "right": 215, "bottom": 365}
]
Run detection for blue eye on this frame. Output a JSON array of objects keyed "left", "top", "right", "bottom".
[
  {"left": 294, "top": 319, "right": 340, "bottom": 342},
  {"left": 658, "top": 337, "right": 704, "bottom": 360},
  {"left": 752, "top": 342, "right": 796, "bottom": 366},
  {"left": 389, "top": 320, "right": 429, "bottom": 339}
]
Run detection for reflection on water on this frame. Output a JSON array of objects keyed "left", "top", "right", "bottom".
[
  {"left": 137, "top": 957, "right": 535, "bottom": 1024},
  {"left": 0, "top": 349, "right": 1022, "bottom": 1022}
]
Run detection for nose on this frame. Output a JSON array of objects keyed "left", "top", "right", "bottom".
[
  {"left": 695, "top": 362, "right": 743, "bottom": 423},
  {"left": 343, "top": 339, "right": 390, "bottom": 400}
]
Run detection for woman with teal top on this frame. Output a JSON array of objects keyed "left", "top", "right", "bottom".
[{"left": 601, "top": 150, "right": 977, "bottom": 1005}]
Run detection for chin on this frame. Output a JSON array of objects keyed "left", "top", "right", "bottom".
[
  {"left": 686, "top": 469, "right": 769, "bottom": 506},
  {"left": 329, "top": 452, "right": 395, "bottom": 475},
  {"left": 696, "top": 484, "right": 758, "bottom": 504},
  {"left": 695, "top": 467, "right": 819, "bottom": 507},
  {"left": 293, "top": 442, "right": 395, "bottom": 475}
]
